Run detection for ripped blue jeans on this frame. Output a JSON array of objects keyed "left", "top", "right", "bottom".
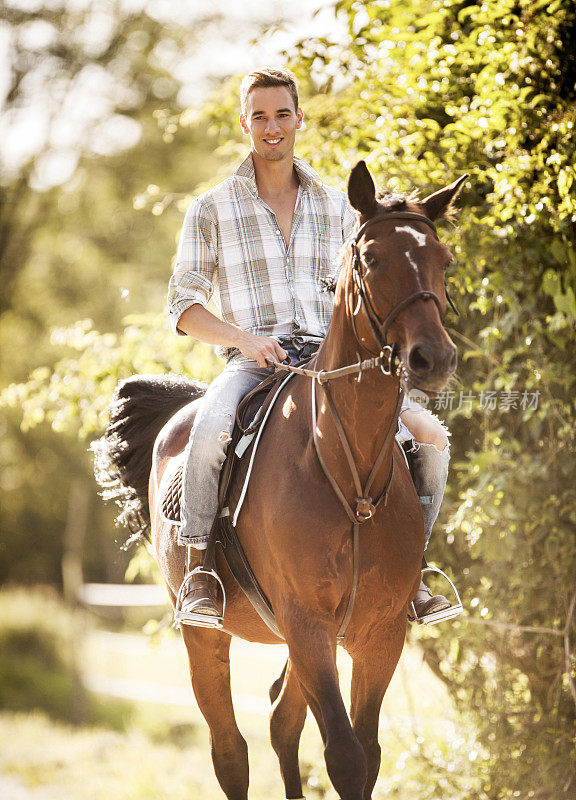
[{"left": 179, "top": 352, "right": 273, "bottom": 547}]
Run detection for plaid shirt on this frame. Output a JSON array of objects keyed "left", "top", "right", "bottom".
[{"left": 168, "top": 154, "right": 355, "bottom": 348}]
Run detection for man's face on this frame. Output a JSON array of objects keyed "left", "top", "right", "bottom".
[{"left": 239, "top": 86, "right": 303, "bottom": 162}]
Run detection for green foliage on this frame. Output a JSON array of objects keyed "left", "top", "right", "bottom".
[
  {"left": 0, "top": 314, "right": 220, "bottom": 586},
  {"left": 0, "top": 588, "right": 132, "bottom": 728},
  {"left": 282, "top": 0, "right": 576, "bottom": 795},
  {"left": 2, "top": 315, "right": 220, "bottom": 440},
  {"left": 0, "top": 1, "right": 217, "bottom": 318},
  {"left": 0, "top": 1, "right": 220, "bottom": 586}
]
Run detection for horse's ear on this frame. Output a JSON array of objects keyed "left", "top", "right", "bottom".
[
  {"left": 348, "top": 161, "right": 377, "bottom": 216},
  {"left": 421, "top": 174, "right": 469, "bottom": 221}
]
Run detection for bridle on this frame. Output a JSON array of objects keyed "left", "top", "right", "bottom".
[
  {"left": 350, "top": 210, "right": 459, "bottom": 368},
  {"left": 266, "top": 208, "right": 460, "bottom": 640}
]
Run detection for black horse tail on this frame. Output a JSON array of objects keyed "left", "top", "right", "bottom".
[{"left": 92, "top": 373, "right": 206, "bottom": 547}]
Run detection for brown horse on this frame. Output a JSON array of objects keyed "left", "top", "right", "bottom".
[{"left": 96, "top": 161, "right": 466, "bottom": 800}]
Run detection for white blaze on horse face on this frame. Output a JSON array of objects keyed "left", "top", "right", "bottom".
[
  {"left": 395, "top": 225, "right": 427, "bottom": 247},
  {"left": 396, "top": 225, "right": 426, "bottom": 274},
  {"left": 404, "top": 250, "right": 419, "bottom": 273}
]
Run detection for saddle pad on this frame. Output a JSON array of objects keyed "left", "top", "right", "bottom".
[{"left": 160, "top": 462, "right": 184, "bottom": 526}]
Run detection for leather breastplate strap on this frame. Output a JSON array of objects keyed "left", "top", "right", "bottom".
[{"left": 312, "top": 380, "right": 405, "bottom": 640}]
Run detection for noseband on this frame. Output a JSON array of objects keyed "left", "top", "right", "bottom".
[{"left": 350, "top": 210, "right": 458, "bottom": 364}]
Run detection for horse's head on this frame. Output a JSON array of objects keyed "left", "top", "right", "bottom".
[{"left": 345, "top": 160, "right": 467, "bottom": 394}]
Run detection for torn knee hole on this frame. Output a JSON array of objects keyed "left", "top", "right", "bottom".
[{"left": 417, "top": 440, "right": 450, "bottom": 454}]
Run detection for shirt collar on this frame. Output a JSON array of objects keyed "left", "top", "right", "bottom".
[{"left": 233, "top": 152, "right": 322, "bottom": 194}]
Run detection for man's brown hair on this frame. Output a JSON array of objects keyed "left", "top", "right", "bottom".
[{"left": 240, "top": 67, "right": 299, "bottom": 115}]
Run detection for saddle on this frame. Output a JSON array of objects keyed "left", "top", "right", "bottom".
[
  {"left": 160, "top": 367, "right": 289, "bottom": 528},
  {"left": 160, "top": 364, "right": 300, "bottom": 639}
]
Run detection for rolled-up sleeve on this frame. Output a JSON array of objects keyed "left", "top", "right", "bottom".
[{"left": 167, "top": 199, "right": 218, "bottom": 335}]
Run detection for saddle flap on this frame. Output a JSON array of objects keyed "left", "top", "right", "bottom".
[{"left": 236, "top": 369, "right": 289, "bottom": 433}]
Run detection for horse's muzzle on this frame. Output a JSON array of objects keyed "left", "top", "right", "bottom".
[{"left": 400, "top": 341, "right": 457, "bottom": 393}]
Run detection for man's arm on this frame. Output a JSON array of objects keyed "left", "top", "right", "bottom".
[
  {"left": 169, "top": 199, "right": 286, "bottom": 368},
  {"left": 177, "top": 304, "right": 287, "bottom": 369}
]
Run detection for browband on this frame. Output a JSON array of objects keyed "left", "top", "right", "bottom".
[{"left": 353, "top": 210, "right": 438, "bottom": 243}]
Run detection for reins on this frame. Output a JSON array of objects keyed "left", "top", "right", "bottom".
[{"left": 270, "top": 348, "right": 396, "bottom": 383}]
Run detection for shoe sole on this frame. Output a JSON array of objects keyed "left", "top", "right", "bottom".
[
  {"left": 413, "top": 602, "right": 464, "bottom": 626},
  {"left": 175, "top": 610, "right": 223, "bottom": 629}
]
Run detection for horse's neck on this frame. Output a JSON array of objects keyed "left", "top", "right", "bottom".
[{"left": 313, "top": 307, "right": 401, "bottom": 483}]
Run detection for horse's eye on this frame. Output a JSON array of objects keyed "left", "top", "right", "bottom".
[{"left": 364, "top": 255, "right": 377, "bottom": 268}]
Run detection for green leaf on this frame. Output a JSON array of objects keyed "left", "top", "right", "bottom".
[
  {"left": 550, "top": 240, "right": 566, "bottom": 264},
  {"left": 542, "top": 269, "right": 561, "bottom": 296}
]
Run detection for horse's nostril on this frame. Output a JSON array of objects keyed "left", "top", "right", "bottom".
[{"left": 408, "top": 344, "right": 433, "bottom": 374}]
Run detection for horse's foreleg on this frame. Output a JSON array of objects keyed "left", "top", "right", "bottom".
[
  {"left": 349, "top": 623, "right": 406, "bottom": 800},
  {"left": 269, "top": 658, "right": 308, "bottom": 800},
  {"left": 283, "top": 619, "right": 367, "bottom": 800},
  {"left": 180, "top": 626, "right": 249, "bottom": 800}
]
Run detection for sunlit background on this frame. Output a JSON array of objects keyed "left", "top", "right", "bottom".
[{"left": 1, "top": 0, "right": 575, "bottom": 798}]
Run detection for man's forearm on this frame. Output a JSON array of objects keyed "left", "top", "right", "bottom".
[
  {"left": 175, "top": 303, "right": 287, "bottom": 368},
  {"left": 176, "top": 304, "right": 244, "bottom": 348}
]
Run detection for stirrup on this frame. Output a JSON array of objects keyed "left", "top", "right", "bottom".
[
  {"left": 410, "top": 565, "right": 463, "bottom": 626},
  {"left": 174, "top": 566, "right": 226, "bottom": 630}
]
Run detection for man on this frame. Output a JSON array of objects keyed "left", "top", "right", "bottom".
[{"left": 168, "top": 67, "right": 455, "bottom": 627}]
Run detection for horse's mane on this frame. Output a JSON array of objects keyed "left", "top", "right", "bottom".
[{"left": 376, "top": 190, "right": 417, "bottom": 209}]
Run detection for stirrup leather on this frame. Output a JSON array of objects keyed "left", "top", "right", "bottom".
[
  {"left": 411, "top": 565, "right": 463, "bottom": 626},
  {"left": 174, "top": 566, "right": 226, "bottom": 630}
]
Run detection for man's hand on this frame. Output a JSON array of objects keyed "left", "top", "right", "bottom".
[
  {"left": 175, "top": 305, "right": 288, "bottom": 367},
  {"left": 236, "top": 332, "right": 288, "bottom": 368}
]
